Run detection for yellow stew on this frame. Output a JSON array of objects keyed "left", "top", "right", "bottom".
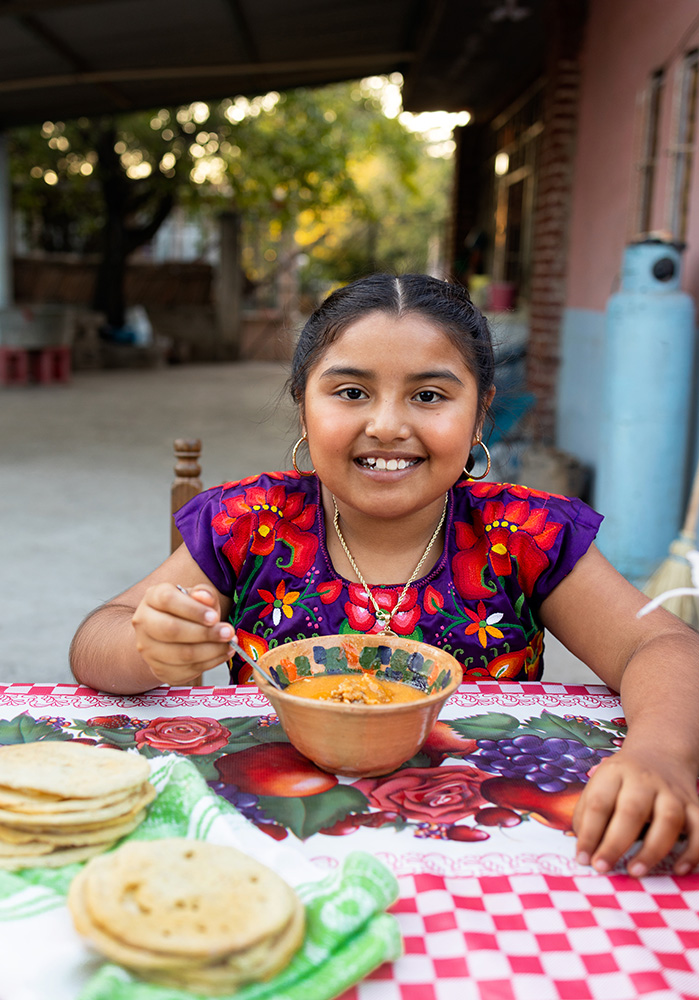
[{"left": 284, "top": 673, "right": 425, "bottom": 705}]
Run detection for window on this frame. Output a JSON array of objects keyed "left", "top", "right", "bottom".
[
  {"left": 490, "top": 80, "right": 544, "bottom": 298},
  {"left": 667, "top": 49, "right": 699, "bottom": 242},
  {"left": 633, "top": 69, "right": 664, "bottom": 237}
]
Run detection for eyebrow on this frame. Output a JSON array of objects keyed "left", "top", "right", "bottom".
[{"left": 318, "top": 365, "right": 465, "bottom": 385}]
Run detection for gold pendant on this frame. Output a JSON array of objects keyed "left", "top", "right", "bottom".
[{"left": 374, "top": 610, "right": 396, "bottom": 636}]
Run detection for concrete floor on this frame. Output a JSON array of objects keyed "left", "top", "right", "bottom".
[{"left": 0, "top": 362, "right": 597, "bottom": 686}]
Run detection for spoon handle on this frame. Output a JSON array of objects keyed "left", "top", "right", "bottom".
[{"left": 229, "top": 638, "right": 281, "bottom": 690}]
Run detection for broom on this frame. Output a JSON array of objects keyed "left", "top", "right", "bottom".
[{"left": 640, "top": 453, "right": 699, "bottom": 627}]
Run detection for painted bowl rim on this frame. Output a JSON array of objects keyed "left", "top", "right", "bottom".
[{"left": 255, "top": 635, "right": 463, "bottom": 712}]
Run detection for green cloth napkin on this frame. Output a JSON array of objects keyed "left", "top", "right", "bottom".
[{"left": 0, "top": 754, "right": 402, "bottom": 1000}]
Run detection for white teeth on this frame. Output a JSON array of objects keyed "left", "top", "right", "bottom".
[{"left": 359, "top": 456, "right": 417, "bottom": 470}]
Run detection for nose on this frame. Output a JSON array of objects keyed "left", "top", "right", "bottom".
[{"left": 365, "top": 395, "right": 410, "bottom": 442}]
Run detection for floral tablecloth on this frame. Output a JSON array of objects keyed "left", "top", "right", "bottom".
[{"left": 2, "top": 679, "right": 699, "bottom": 1000}]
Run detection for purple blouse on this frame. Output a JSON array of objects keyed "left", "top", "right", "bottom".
[{"left": 174, "top": 471, "right": 603, "bottom": 683}]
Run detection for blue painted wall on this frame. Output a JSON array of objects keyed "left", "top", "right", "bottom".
[{"left": 557, "top": 307, "right": 605, "bottom": 468}]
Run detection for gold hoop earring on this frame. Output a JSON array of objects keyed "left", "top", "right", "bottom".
[
  {"left": 465, "top": 438, "right": 491, "bottom": 480},
  {"left": 292, "top": 435, "right": 315, "bottom": 475}
]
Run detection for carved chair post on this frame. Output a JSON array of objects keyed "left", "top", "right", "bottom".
[{"left": 171, "top": 438, "right": 203, "bottom": 553}]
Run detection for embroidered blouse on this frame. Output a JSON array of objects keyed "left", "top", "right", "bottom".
[{"left": 174, "top": 471, "right": 603, "bottom": 683}]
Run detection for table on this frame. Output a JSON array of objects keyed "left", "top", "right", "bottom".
[{"left": 2, "top": 679, "right": 699, "bottom": 1000}]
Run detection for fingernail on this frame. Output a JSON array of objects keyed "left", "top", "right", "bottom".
[
  {"left": 576, "top": 851, "right": 590, "bottom": 866},
  {"left": 675, "top": 861, "right": 692, "bottom": 876},
  {"left": 629, "top": 862, "right": 647, "bottom": 878},
  {"left": 204, "top": 610, "right": 217, "bottom": 624},
  {"left": 593, "top": 858, "right": 610, "bottom": 873},
  {"left": 217, "top": 625, "right": 233, "bottom": 640}
]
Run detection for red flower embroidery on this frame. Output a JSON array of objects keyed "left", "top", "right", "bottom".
[
  {"left": 235, "top": 630, "right": 268, "bottom": 683},
  {"left": 212, "top": 484, "right": 318, "bottom": 577},
  {"left": 220, "top": 471, "right": 293, "bottom": 489},
  {"left": 423, "top": 584, "right": 444, "bottom": 613},
  {"left": 258, "top": 580, "right": 300, "bottom": 625},
  {"left": 453, "top": 499, "right": 562, "bottom": 599},
  {"left": 345, "top": 584, "right": 421, "bottom": 635},
  {"left": 464, "top": 481, "right": 571, "bottom": 503},
  {"left": 485, "top": 632, "right": 542, "bottom": 681},
  {"left": 464, "top": 600, "right": 504, "bottom": 648},
  {"left": 317, "top": 580, "right": 342, "bottom": 604}
]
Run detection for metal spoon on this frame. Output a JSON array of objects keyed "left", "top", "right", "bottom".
[
  {"left": 228, "top": 636, "right": 284, "bottom": 690},
  {"left": 175, "top": 584, "right": 283, "bottom": 689}
]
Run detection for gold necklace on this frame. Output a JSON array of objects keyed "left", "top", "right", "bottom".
[{"left": 331, "top": 493, "right": 449, "bottom": 635}]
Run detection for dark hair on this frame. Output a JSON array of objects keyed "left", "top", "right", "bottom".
[{"left": 289, "top": 273, "right": 495, "bottom": 421}]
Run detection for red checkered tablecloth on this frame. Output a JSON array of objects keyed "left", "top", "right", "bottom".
[{"left": 341, "top": 872, "right": 699, "bottom": 999}]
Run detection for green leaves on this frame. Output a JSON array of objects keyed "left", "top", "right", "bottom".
[
  {"left": 256, "top": 784, "right": 369, "bottom": 840},
  {"left": 442, "top": 710, "right": 621, "bottom": 750},
  {"left": 0, "top": 714, "right": 73, "bottom": 745},
  {"left": 448, "top": 713, "right": 522, "bottom": 740},
  {"left": 518, "top": 711, "right": 620, "bottom": 749}
]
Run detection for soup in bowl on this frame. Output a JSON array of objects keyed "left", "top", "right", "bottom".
[{"left": 254, "top": 634, "right": 463, "bottom": 777}]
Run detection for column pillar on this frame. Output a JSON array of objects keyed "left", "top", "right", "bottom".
[
  {"left": 0, "top": 132, "right": 12, "bottom": 311},
  {"left": 214, "top": 210, "right": 242, "bottom": 360}
]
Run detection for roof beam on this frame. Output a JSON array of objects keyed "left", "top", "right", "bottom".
[
  {"left": 0, "top": 51, "right": 414, "bottom": 95},
  {"left": 16, "top": 11, "right": 133, "bottom": 108},
  {"left": 0, "top": 0, "right": 97, "bottom": 14}
]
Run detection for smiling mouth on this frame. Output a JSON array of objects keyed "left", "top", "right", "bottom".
[{"left": 356, "top": 457, "right": 422, "bottom": 471}]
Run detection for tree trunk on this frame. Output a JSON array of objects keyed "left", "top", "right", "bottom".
[
  {"left": 92, "top": 204, "right": 129, "bottom": 329},
  {"left": 91, "top": 121, "right": 174, "bottom": 331}
]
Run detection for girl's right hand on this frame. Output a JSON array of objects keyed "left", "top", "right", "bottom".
[{"left": 131, "top": 582, "right": 233, "bottom": 686}]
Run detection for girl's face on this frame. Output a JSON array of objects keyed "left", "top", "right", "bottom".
[{"left": 302, "top": 310, "right": 492, "bottom": 522}]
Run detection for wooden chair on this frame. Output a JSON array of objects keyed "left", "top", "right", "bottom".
[
  {"left": 171, "top": 438, "right": 204, "bottom": 685},
  {"left": 171, "top": 438, "right": 203, "bottom": 553}
]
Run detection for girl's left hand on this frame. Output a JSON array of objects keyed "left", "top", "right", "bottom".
[{"left": 572, "top": 745, "right": 699, "bottom": 877}]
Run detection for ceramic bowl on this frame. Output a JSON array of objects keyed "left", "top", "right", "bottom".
[{"left": 255, "top": 634, "right": 463, "bottom": 777}]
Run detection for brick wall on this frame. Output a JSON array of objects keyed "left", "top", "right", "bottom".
[{"left": 527, "top": 0, "right": 587, "bottom": 442}]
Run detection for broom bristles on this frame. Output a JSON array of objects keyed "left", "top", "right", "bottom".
[{"left": 643, "top": 533, "right": 699, "bottom": 628}]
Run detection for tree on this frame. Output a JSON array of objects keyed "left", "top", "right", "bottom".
[{"left": 9, "top": 78, "right": 454, "bottom": 328}]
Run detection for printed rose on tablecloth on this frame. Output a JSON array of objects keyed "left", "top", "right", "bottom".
[
  {"left": 134, "top": 717, "right": 231, "bottom": 755},
  {"left": 354, "top": 766, "right": 490, "bottom": 825}
]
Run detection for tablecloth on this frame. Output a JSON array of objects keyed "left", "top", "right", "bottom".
[{"left": 2, "top": 680, "right": 699, "bottom": 1000}]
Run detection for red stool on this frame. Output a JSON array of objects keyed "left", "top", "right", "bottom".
[
  {"left": 31, "top": 346, "right": 71, "bottom": 384},
  {"left": 0, "top": 347, "right": 30, "bottom": 385}
]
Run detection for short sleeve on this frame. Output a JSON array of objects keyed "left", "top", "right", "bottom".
[
  {"left": 454, "top": 481, "right": 603, "bottom": 612},
  {"left": 528, "top": 494, "right": 603, "bottom": 605},
  {"left": 173, "top": 485, "right": 238, "bottom": 595}
]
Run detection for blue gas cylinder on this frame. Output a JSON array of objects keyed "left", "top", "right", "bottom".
[{"left": 595, "top": 239, "right": 696, "bottom": 583}]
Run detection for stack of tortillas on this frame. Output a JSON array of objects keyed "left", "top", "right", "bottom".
[
  {"left": 69, "top": 839, "right": 306, "bottom": 994},
  {"left": 0, "top": 742, "right": 154, "bottom": 869}
]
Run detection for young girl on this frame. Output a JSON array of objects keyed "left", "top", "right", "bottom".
[{"left": 71, "top": 272, "right": 699, "bottom": 878}]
